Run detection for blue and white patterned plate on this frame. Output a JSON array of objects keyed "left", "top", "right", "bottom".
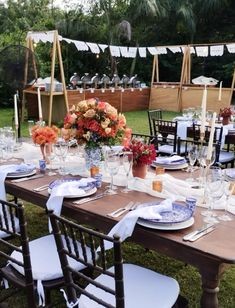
[
  {"left": 138, "top": 202, "right": 193, "bottom": 224},
  {"left": 48, "top": 178, "right": 97, "bottom": 198},
  {"left": 224, "top": 169, "right": 235, "bottom": 180}
]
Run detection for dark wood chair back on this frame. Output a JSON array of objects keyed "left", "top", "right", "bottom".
[
  {"left": 49, "top": 212, "right": 125, "bottom": 308},
  {"left": 0, "top": 200, "right": 36, "bottom": 308},
  {"left": 152, "top": 119, "right": 178, "bottom": 153},
  {"left": 192, "top": 123, "right": 223, "bottom": 143},
  {"left": 147, "top": 109, "right": 162, "bottom": 135}
]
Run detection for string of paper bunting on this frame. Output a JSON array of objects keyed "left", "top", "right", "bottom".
[{"left": 26, "top": 31, "right": 235, "bottom": 58}]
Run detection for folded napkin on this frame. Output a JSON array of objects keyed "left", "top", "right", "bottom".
[
  {"left": 155, "top": 155, "right": 186, "bottom": 165},
  {"left": 128, "top": 173, "right": 204, "bottom": 202},
  {"left": 46, "top": 178, "right": 95, "bottom": 231},
  {"left": 105, "top": 198, "right": 174, "bottom": 249},
  {"left": 0, "top": 163, "right": 35, "bottom": 200}
]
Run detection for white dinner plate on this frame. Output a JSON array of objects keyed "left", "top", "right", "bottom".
[
  {"left": 6, "top": 169, "right": 37, "bottom": 179},
  {"left": 137, "top": 217, "right": 194, "bottom": 230},
  {"left": 48, "top": 186, "right": 97, "bottom": 199},
  {"left": 151, "top": 162, "right": 188, "bottom": 170}
]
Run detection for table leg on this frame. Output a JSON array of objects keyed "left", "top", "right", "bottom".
[{"left": 199, "top": 263, "right": 228, "bottom": 308}]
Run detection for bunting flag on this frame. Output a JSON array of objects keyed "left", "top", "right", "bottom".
[
  {"left": 168, "top": 46, "right": 182, "bottom": 53},
  {"left": 226, "top": 44, "right": 235, "bottom": 53},
  {"left": 86, "top": 42, "right": 100, "bottom": 54},
  {"left": 210, "top": 45, "right": 224, "bottom": 56},
  {"left": 27, "top": 30, "right": 235, "bottom": 58},
  {"left": 74, "top": 40, "right": 89, "bottom": 51},
  {"left": 195, "top": 46, "right": 208, "bottom": 57},
  {"left": 109, "top": 45, "right": 121, "bottom": 57}
]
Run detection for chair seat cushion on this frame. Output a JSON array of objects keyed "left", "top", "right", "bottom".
[
  {"left": 158, "top": 144, "right": 175, "bottom": 154},
  {"left": 10, "top": 234, "right": 92, "bottom": 281},
  {"left": 79, "top": 263, "right": 179, "bottom": 308},
  {"left": 219, "top": 151, "right": 235, "bottom": 163}
]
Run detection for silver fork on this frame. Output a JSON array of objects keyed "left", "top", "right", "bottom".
[
  {"left": 33, "top": 184, "right": 50, "bottom": 192},
  {"left": 107, "top": 201, "right": 138, "bottom": 218}
]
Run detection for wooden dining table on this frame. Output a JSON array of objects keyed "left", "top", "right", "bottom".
[{"left": 4, "top": 169, "right": 235, "bottom": 308}]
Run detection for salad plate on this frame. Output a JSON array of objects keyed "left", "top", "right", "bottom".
[
  {"left": 137, "top": 217, "right": 194, "bottom": 230},
  {"left": 7, "top": 169, "right": 36, "bottom": 178}
]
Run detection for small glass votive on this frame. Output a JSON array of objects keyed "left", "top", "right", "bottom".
[
  {"left": 186, "top": 197, "right": 197, "bottom": 215},
  {"left": 152, "top": 180, "right": 162, "bottom": 192},
  {"left": 90, "top": 166, "right": 99, "bottom": 177},
  {"left": 155, "top": 166, "right": 165, "bottom": 175},
  {"left": 94, "top": 173, "right": 102, "bottom": 188}
]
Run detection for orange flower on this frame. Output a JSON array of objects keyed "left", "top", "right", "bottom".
[{"left": 32, "top": 125, "right": 58, "bottom": 145}]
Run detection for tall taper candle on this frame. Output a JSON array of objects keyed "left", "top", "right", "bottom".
[
  {"left": 14, "top": 94, "right": 18, "bottom": 127},
  {"left": 206, "top": 112, "right": 216, "bottom": 161},
  {"left": 37, "top": 87, "right": 43, "bottom": 121},
  {"left": 200, "top": 86, "right": 207, "bottom": 135},
  {"left": 218, "top": 81, "right": 222, "bottom": 101}
]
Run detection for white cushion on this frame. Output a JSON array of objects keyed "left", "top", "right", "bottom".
[
  {"left": 79, "top": 263, "right": 179, "bottom": 308},
  {"left": 10, "top": 234, "right": 92, "bottom": 281},
  {"left": 219, "top": 151, "right": 235, "bottom": 163},
  {"left": 158, "top": 145, "right": 175, "bottom": 154},
  {"left": 0, "top": 216, "right": 19, "bottom": 239}
]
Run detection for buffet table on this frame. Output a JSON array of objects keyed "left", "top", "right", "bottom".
[{"left": 3, "top": 167, "right": 235, "bottom": 308}]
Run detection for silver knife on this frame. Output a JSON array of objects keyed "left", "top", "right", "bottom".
[
  {"left": 183, "top": 223, "right": 214, "bottom": 241},
  {"left": 188, "top": 226, "right": 216, "bottom": 242},
  {"left": 73, "top": 193, "right": 108, "bottom": 205},
  {"left": 11, "top": 174, "right": 44, "bottom": 183}
]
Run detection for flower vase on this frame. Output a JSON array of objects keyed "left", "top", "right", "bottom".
[
  {"left": 84, "top": 147, "right": 102, "bottom": 174},
  {"left": 132, "top": 163, "right": 147, "bottom": 179},
  {"left": 40, "top": 143, "right": 51, "bottom": 163},
  {"left": 40, "top": 144, "right": 46, "bottom": 161},
  {"left": 222, "top": 116, "right": 230, "bottom": 125}
]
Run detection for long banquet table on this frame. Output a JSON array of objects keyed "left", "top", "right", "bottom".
[{"left": 4, "top": 170, "right": 235, "bottom": 308}]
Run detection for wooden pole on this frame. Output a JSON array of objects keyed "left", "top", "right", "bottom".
[
  {"left": 151, "top": 56, "right": 156, "bottom": 85},
  {"left": 229, "top": 67, "right": 235, "bottom": 105},
  {"left": 156, "top": 55, "right": 159, "bottom": 82},
  {"left": 56, "top": 31, "right": 69, "bottom": 112},
  {"left": 48, "top": 31, "right": 57, "bottom": 126}
]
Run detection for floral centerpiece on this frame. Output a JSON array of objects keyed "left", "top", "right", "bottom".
[
  {"left": 219, "top": 107, "right": 233, "bottom": 125},
  {"left": 123, "top": 138, "right": 156, "bottom": 178},
  {"left": 31, "top": 125, "right": 59, "bottom": 160},
  {"left": 64, "top": 98, "right": 132, "bottom": 169}
]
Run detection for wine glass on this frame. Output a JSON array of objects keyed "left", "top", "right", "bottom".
[
  {"left": 198, "top": 145, "right": 216, "bottom": 188},
  {"left": 28, "top": 120, "right": 35, "bottom": 141},
  {"left": 218, "top": 179, "right": 234, "bottom": 221},
  {"left": 201, "top": 167, "right": 223, "bottom": 224},
  {"left": 53, "top": 141, "right": 68, "bottom": 176},
  {"left": 44, "top": 143, "right": 56, "bottom": 176},
  {"left": 121, "top": 151, "right": 133, "bottom": 193},
  {"left": 186, "top": 145, "right": 198, "bottom": 183},
  {"left": 104, "top": 149, "right": 120, "bottom": 195}
]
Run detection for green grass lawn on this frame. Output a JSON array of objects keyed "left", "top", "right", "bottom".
[{"left": 0, "top": 108, "right": 235, "bottom": 307}]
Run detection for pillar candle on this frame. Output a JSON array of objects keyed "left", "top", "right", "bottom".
[
  {"left": 37, "top": 87, "right": 43, "bottom": 120},
  {"left": 206, "top": 112, "right": 216, "bottom": 161},
  {"left": 218, "top": 81, "right": 222, "bottom": 101},
  {"left": 14, "top": 94, "right": 18, "bottom": 127},
  {"left": 200, "top": 86, "right": 207, "bottom": 134}
]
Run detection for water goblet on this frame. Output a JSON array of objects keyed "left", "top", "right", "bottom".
[
  {"left": 186, "top": 145, "right": 198, "bottom": 183},
  {"left": 28, "top": 120, "right": 35, "bottom": 140},
  {"left": 104, "top": 149, "right": 120, "bottom": 195},
  {"left": 44, "top": 143, "right": 56, "bottom": 176},
  {"left": 121, "top": 151, "right": 133, "bottom": 193},
  {"left": 201, "top": 167, "right": 223, "bottom": 224},
  {"left": 218, "top": 180, "right": 234, "bottom": 221},
  {"left": 53, "top": 141, "right": 68, "bottom": 176}
]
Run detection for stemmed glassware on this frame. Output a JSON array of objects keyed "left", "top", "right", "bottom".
[
  {"left": 53, "top": 141, "right": 68, "bottom": 176},
  {"left": 186, "top": 145, "right": 198, "bottom": 183},
  {"left": 218, "top": 179, "right": 234, "bottom": 221},
  {"left": 198, "top": 145, "right": 216, "bottom": 187},
  {"left": 44, "top": 143, "right": 56, "bottom": 176},
  {"left": 201, "top": 167, "right": 223, "bottom": 224},
  {"left": 121, "top": 151, "right": 133, "bottom": 193},
  {"left": 104, "top": 149, "right": 120, "bottom": 195}
]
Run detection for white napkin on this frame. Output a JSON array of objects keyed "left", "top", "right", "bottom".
[
  {"left": 106, "top": 198, "right": 174, "bottom": 249},
  {"left": 155, "top": 155, "right": 186, "bottom": 164},
  {"left": 0, "top": 163, "right": 35, "bottom": 200},
  {"left": 46, "top": 178, "right": 95, "bottom": 231}
]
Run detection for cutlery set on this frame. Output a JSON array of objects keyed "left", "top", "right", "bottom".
[
  {"left": 11, "top": 174, "right": 44, "bottom": 183},
  {"left": 107, "top": 201, "right": 140, "bottom": 218},
  {"left": 183, "top": 223, "right": 216, "bottom": 242}
]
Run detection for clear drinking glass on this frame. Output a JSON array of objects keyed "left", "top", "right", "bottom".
[
  {"left": 201, "top": 167, "right": 223, "bottom": 224},
  {"left": 121, "top": 151, "right": 133, "bottom": 193},
  {"left": 218, "top": 180, "right": 234, "bottom": 221},
  {"left": 44, "top": 143, "right": 56, "bottom": 176},
  {"left": 104, "top": 149, "right": 120, "bottom": 195},
  {"left": 53, "top": 141, "right": 68, "bottom": 176},
  {"left": 28, "top": 120, "right": 35, "bottom": 139},
  {"left": 186, "top": 145, "right": 198, "bottom": 183}
]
